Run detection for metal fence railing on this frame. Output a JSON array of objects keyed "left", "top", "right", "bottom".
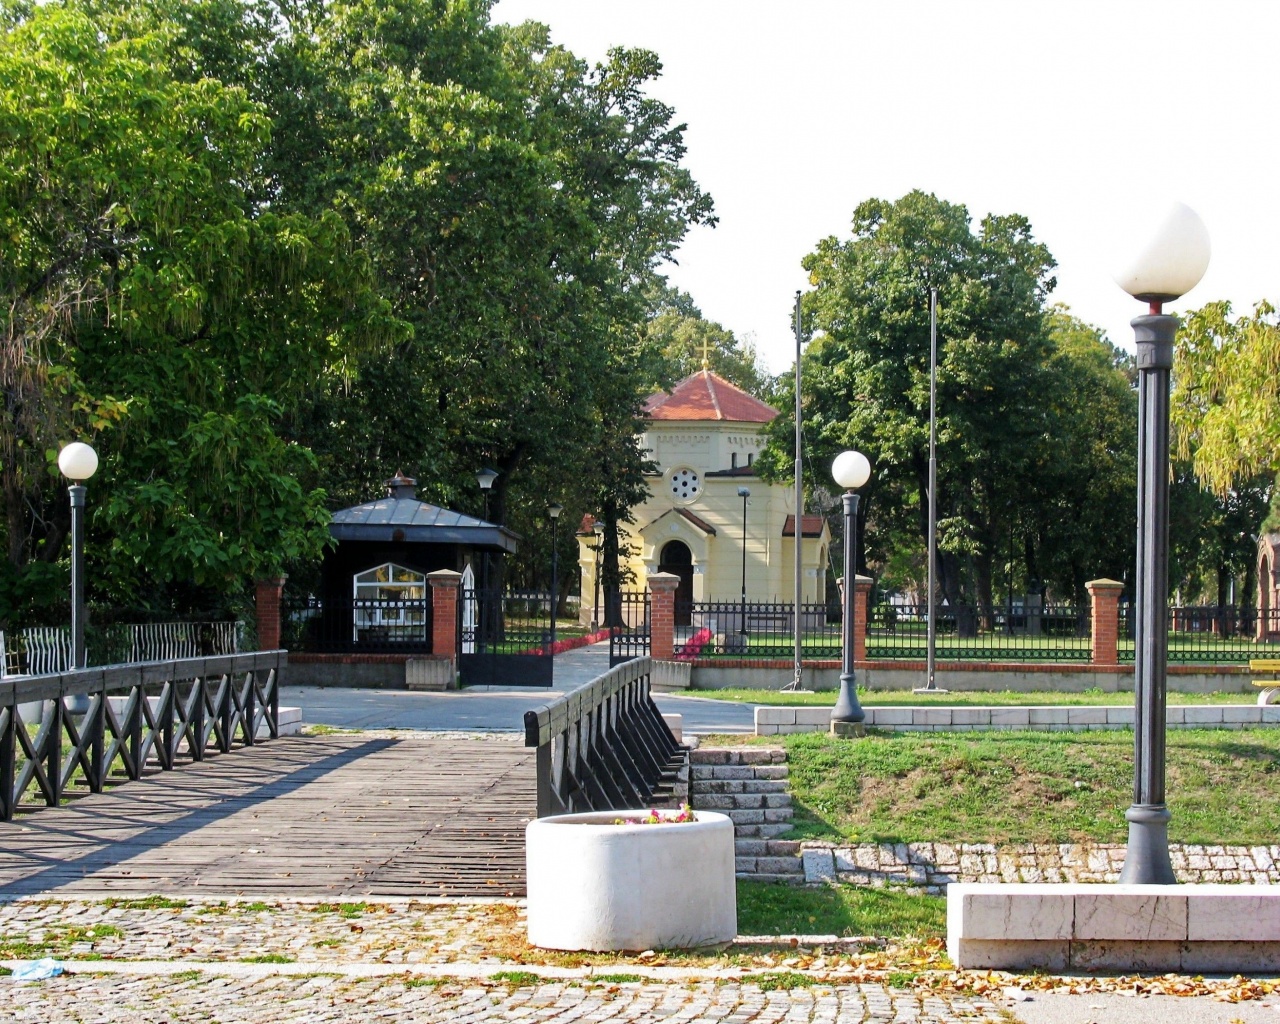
[
  {"left": 678, "top": 600, "right": 840, "bottom": 660},
  {"left": 867, "top": 603, "right": 1092, "bottom": 662},
  {"left": 0, "top": 622, "right": 245, "bottom": 678},
  {"left": 284, "top": 596, "right": 434, "bottom": 654},
  {"left": 1120, "top": 605, "right": 1280, "bottom": 663}
]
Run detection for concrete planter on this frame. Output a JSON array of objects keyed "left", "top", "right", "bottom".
[{"left": 525, "top": 809, "right": 736, "bottom": 951}]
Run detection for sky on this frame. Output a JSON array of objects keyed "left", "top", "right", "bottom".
[{"left": 493, "top": 0, "right": 1280, "bottom": 373}]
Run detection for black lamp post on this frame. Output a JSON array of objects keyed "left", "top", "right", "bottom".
[
  {"left": 592, "top": 521, "right": 604, "bottom": 632},
  {"left": 737, "top": 486, "right": 750, "bottom": 638},
  {"left": 58, "top": 442, "right": 98, "bottom": 672},
  {"left": 547, "top": 503, "right": 563, "bottom": 650},
  {"left": 831, "top": 449, "right": 871, "bottom": 726},
  {"left": 1113, "top": 202, "right": 1210, "bottom": 884}
]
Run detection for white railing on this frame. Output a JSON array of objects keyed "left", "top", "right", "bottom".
[{"left": 0, "top": 621, "right": 243, "bottom": 678}]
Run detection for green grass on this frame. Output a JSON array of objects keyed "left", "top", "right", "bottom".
[
  {"left": 311, "top": 901, "right": 366, "bottom": 918},
  {"left": 736, "top": 971, "right": 825, "bottom": 991},
  {"left": 101, "top": 895, "right": 188, "bottom": 911},
  {"left": 592, "top": 973, "right": 646, "bottom": 984},
  {"left": 689, "top": 687, "right": 1251, "bottom": 706},
  {"left": 405, "top": 976, "right": 454, "bottom": 989},
  {"left": 241, "top": 953, "right": 295, "bottom": 964},
  {"left": 490, "top": 970, "right": 542, "bottom": 986},
  {"left": 172, "top": 970, "right": 203, "bottom": 982},
  {"left": 777, "top": 728, "right": 1280, "bottom": 846},
  {"left": 0, "top": 923, "right": 124, "bottom": 959},
  {"left": 736, "top": 880, "right": 944, "bottom": 940}
]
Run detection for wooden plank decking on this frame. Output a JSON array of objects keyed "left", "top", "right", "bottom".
[{"left": 0, "top": 734, "right": 534, "bottom": 899}]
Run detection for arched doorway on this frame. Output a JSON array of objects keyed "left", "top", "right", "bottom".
[{"left": 659, "top": 540, "right": 694, "bottom": 626}]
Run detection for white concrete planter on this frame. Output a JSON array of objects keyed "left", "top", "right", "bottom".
[{"left": 526, "top": 809, "right": 737, "bottom": 951}]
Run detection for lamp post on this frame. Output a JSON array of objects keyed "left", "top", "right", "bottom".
[
  {"left": 547, "top": 504, "right": 563, "bottom": 650},
  {"left": 592, "top": 520, "right": 605, "bottom": 632},
  {"left": 831, "top": 450, "right": 871, "bottom": 726},
  {"left": 1114, "top": 202, "right": 1210, "bottom": 884},
  {"left": 58, "top": 442, "right": 99, "bottom": 672},
  {"left": 737, "top": 486, "right": 750, "bottom": 639}
]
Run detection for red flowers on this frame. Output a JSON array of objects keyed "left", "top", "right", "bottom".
[{"left": 673, "top": 628, "right": 713, "bottom": 661}]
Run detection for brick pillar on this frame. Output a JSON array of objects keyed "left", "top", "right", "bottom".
[
  {"left": 838, "top": 575, "right": 874, "bottom": 665},
  {"left": 428, "top": 570, "right": 463, "bottom": 663},
  {"left": 648, "top": 572, "right": 680, "bottom": 661},
  {"left": 1086, "top": 578, "right": 1124, "bottom": 666},
  {"left": 255, "top": 576, "right": 286, "bottom": 651}
]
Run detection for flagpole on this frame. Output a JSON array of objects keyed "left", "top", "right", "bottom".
[
  {"left": 920, "top": 287, "right": 944, "bottom": 693},
  {"left": 790, "top": 291, "right": 804, "bottom": 690}
]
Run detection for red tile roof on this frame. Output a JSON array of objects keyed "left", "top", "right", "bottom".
[
  {"left": 644, "top": 370, "right": 778, "bottom": 423},
  {"left": 782, "top": 514, "right": 828, "bottom": 538}
]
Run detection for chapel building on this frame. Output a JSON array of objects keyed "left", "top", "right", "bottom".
[{"left": 577, "top": 369, "right": 831, "bottom": 626}]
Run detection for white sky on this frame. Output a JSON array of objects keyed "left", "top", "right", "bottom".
[{"left": 493, "top": 0, "right": 1280, "bottom": 373}]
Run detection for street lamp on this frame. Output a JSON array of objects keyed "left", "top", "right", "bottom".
[
  {"left": 831, "top": 450, "right": 871, "bottom": 726},
  {"left": 475, "top": 467, "right": 498, "bottom": 595},
  {"left": 547, "top": 504, "right": 563, "bottom": 650},
  {"left": 737, "top": 487, "right": 750, "bottom": 639},
  {"left": 592, "top": 520, "right": 605, "bottom": 632},
  {"left": 1114, "top": 202, "right": 1210, "bottom": 884},
  {"left": 58, "top": 442, "right": 98, "bottom": 672}
]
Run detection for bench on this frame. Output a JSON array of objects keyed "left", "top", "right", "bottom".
[{"left": 1251, "top": 658, "right": 1280, "bottom": 706}]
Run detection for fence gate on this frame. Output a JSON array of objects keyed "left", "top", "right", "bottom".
[
  {"left": 458, "top": 589, "right": 554, "bottom": 687},
  {"left": 608, "top": 591, "right": 651, "bottom": 666}
]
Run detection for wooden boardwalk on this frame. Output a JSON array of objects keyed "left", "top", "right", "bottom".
[{"left": 0, "top": 734, "right": 534, "bottom": 899}]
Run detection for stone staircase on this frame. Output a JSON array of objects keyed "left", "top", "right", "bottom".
[{"left": 689, "top": 747, "right": 805, "bottom": 884}]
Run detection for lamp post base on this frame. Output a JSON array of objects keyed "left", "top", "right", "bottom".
[
  {"left": 830, "top": 720, "right": 865, "bottom": 739},
  {"left": 831, "top": 672, "right": 865, "bottom": 725},
  {"left": 1119, "top": 803, "right": 1177, "bottom": 884}
]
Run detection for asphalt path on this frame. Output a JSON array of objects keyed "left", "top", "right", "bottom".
[
  {"left": 1009, "top": 990, "right": 1280, "bottom": 1023},
  {"left": 282, "top": 640, "right": 756, "bottom": 735}
]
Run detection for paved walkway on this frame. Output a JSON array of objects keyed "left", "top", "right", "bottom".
[{"left": 0, "top": 734, "right": 533, "bottom": 898}]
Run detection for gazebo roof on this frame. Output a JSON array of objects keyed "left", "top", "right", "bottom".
[{"left": 329, "top": 473, "right": 519, "bottom": 553}]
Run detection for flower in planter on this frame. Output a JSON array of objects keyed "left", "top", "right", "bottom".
[
  {"left": 673, "top": 628, "right": 713, "bottom": 661},
  {"left": 609, "top": 804, "right": 695, "bottom": 825}
]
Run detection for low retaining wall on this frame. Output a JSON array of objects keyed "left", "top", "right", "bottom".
[
  {"left": 287, "top": 654, "right": 455, "bottom": 690},
  {"left": 802, "top": 841, "right": 1280, "bottom": 892},
  {"left": 756, "top": 702, "right": 1280, "bottom": 735},
  {"left": 949, "top": 882, "right": 1280, "bottom": 972},
  {"left": 691, "top": 662, "right": 1250, "bottom": 694}
]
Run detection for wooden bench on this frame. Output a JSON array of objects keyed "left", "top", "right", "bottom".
[{"left": 1251, "top": 658, "right": 1280, "bottom": 706}]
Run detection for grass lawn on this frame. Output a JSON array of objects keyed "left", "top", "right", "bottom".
[
  {"left": 737, "top": 880, "right": 944, "bottom": 940},
  {"left": 688, "top": 687, "right": 1252, "bottom": 706},
  {"left": 753, "top": 728, "right": 1280, "bottom": 846}
]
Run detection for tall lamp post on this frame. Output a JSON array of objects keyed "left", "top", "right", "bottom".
[
  {"left": 831, "top": 450, "right": 871, "bottom": 726},
  {"left": 58, "top": 442, "right": 99, "bottom": 672},
  {"left": 737, "top": 486, "right": 750, "bottom": 638},
  {"left": 1114, "top": 202, "right": 1210, "bottom": 884},
  {"left": 592, "top": 521, "right": 605, "bottom": 631},
  {"left": 547, "top": 504, "right": 563, "bottom": 649}
]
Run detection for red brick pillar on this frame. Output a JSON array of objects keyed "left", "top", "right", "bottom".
[
  {"left": 853, "top": 575, "right": 873, "bottom": 665},
  {"left": 255, "top": 577, "right": 286, "bottom": 651},
  {"left": 428, "top": 570, "right": 462, "bottom": 663},
  {"left": 648, "top": 572, "right": 679, "bottom": 661},
  {"left": 1087, "top": 578, "right": 1124, "bottom": 666}
]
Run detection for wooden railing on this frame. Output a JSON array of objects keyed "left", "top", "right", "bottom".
[
  {"left": 523, "top": 656, "right": 684, "bottom": 818},
  {"left": 0, "top": 650, "right": 284, "bottom": 820}
]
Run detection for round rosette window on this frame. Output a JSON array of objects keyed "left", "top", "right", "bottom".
[{"left": 669, "top": 467, "right": 701, "bottom": 502}]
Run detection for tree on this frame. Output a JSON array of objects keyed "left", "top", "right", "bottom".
[
  {"left": 642, "top": 285, "right": 771, "bottom": 397},
  {"left": 0, "top": 1, "right": 386, "bottom": 619}
]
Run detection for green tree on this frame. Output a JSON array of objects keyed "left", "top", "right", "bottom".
[{"left": 642, "top": 285, "right": 771, "bottom": 397}]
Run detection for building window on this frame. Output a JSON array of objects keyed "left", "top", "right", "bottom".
[
  {"left": 669, "top": 466, "right": 701, "bottom": 502},
  {"left": 747, "top": 453, "right": 754, "bottom": 467},
  {"left": 353, "top": 563, "right": 426, "bottom": 601},
  {"left": 352, "top": 564, "right": 427, "bottom": 642},
  {"left": 731, "top": 452, "right": 738, "bottom": 469}
]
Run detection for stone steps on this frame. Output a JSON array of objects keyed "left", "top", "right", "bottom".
[{"left": 690, "top": 748, "right": 803, "bottom": 880}]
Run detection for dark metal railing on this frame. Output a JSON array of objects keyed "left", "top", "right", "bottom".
[
  {"left": 0, "top": 650, "right": 284, "bottom": 820},
  {"left": 1120, "top": 604, "right": 1280, "bottom": 663},
  {"left": 460, "top": 588, "right": 553, "bottom": 655},
  {"left": 679, "top": 600, "right": 840, "bottom": 660},
  {"left": 608, "top": 590, "right": 650, "bottom": 666},
  {"left": 285, "top": 597, "right": 434, "bottom": 654},
  {"left": 1, "top": 621, "right": 244, "bottom": 677},
  {"left": 868, "top": 602, "right": 1091, "bottom": 661},
  {"left": 524, "top": 657, "right": 684, "bottom": 817}
]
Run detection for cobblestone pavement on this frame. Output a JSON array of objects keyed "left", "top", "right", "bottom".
[
  {"left": 801, "top": 841, "right": 1280, "bottom": 891},
  {"left": 8, "top": 975, "right": 1004, "bottom": 1023}
]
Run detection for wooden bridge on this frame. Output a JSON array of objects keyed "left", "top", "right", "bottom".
[{"left": 0, "top": 652, "right": 534, "bottom": 899}]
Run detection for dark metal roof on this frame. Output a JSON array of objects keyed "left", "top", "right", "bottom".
[{"left": 330, "top": 498, "right": 520, "bottom": 553}]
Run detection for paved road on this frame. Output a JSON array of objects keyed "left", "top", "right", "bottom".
[{"left": 283, "top": 642, "right": 757, "bottom": 734}]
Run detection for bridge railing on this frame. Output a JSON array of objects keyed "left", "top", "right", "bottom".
[
  {"left": 523, "top": 656, "right": 684, "bottom": 818},
  {"left": 0, "top": 650, "right": 285, "bottom": 820}
]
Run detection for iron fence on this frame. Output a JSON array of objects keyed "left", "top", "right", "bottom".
[
  {"left": 608, "top": 591, "right": 650, "bottom": 666},
  {"left": 1, "top": 622, "right": 244, "bottom": 678},
  {"left": 459, "top": 588, "right": 553, "bottom": 655},
  {"left": 678, "top": 600, "right": 840, "bottom": 660},
  {"left": 284, "top": 596, "right": 434, "bottom": 654},
  {"left": 1120, "top": 604, "right": 1280, "bottom": 663},
  {"left": 867, "top": 602, "right": 1091, "bottom": 662}
]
